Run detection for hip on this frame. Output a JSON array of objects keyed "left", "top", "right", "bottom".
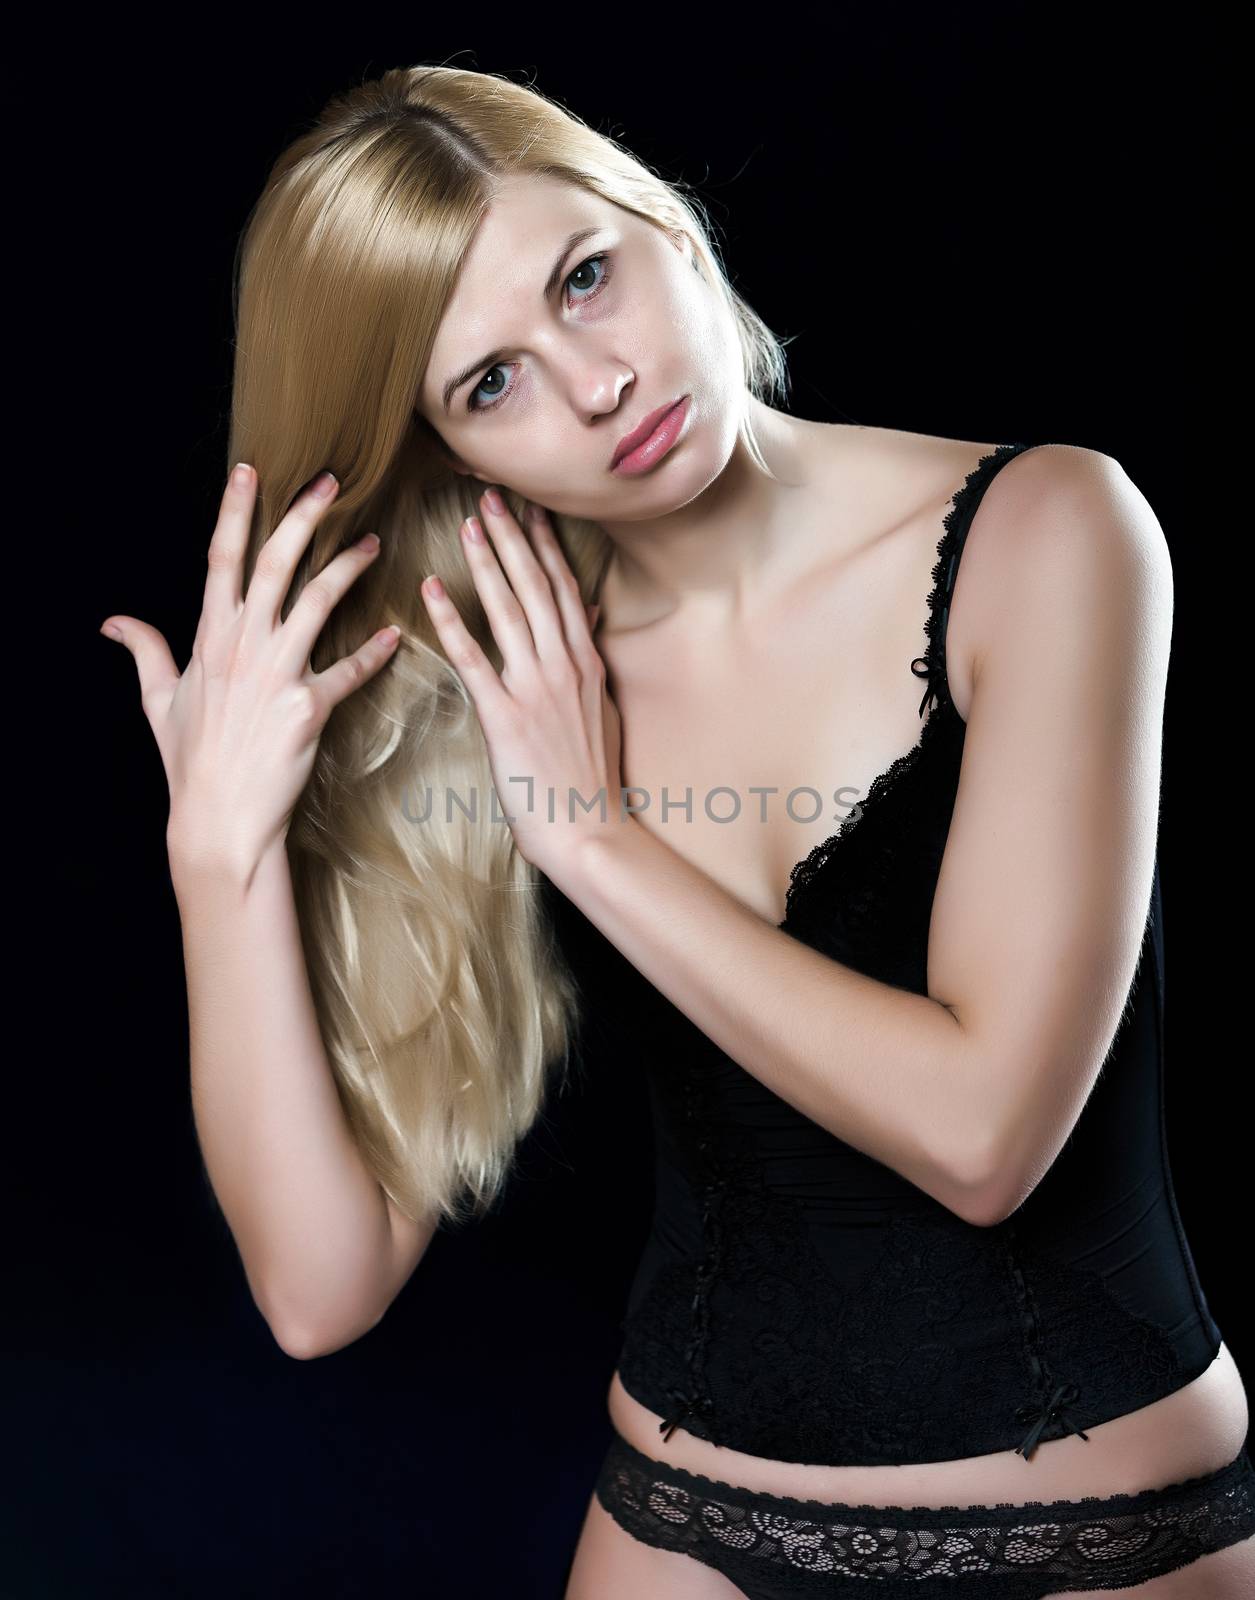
[
  {"left": 592, "top": 1423, "right": 1255, "bottom": 1598},
  {"left": 607, "top": 1340, "right": 1249, "bottom": 1508}
]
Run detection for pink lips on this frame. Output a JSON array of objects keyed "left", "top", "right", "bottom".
[{"left": 610, "top": 396, "right": 690, "bottom": 475}]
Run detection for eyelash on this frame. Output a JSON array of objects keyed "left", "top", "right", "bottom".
[{"left": 465, "top": 252, "right": 614, "bottom": 414}]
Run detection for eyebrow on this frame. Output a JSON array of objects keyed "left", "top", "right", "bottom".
[{"left": 441, "top": 226, "right": 605, "bottom": 414}]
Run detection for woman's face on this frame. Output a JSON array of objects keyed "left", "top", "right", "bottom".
[{"left": 417, "top": 174, "right": 746, "bottom": 524}]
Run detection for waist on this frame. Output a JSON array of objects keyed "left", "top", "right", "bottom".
[
  {"left": 607, "top": 1342, "right": 1249, "bottom": 1507},
  {"left": 618, "top": 1192, "right": 1223, "bottom": 1468}
]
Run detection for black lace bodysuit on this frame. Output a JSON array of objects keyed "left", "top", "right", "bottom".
[{"left": 540, "top": 441, "right": 1224, "bottom": 1471}]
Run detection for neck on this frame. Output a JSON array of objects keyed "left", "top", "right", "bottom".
[{"left": 595, "top": 397, "right": 816, "bottom": 635}]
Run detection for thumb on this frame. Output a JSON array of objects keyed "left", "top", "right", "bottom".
[{"left": 100, "top": 616, "right": 180, "bottom": 711}]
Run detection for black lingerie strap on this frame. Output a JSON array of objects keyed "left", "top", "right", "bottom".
[
  {"left": 910, "top": 442, "right": 1036, "bottom": 720},
  {"left": 1014, "top": 1378, "right": 1091, "bottom": 1460}
]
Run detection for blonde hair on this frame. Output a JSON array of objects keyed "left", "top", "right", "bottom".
[{"left": 226, "top": 63, "right": 792, "bottom": 1229}]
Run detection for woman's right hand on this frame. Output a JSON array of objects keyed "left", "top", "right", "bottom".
[{"left": 101, "top": 464, "right": 402, "bottom": 881}]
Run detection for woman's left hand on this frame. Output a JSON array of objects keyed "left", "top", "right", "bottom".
[{"left": 420, "top": 487, "right": 626, "bottom": 883}]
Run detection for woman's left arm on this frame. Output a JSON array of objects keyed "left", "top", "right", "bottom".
[
  {"left": 425, "top": 451, "right": 1172, "bottom": 1227},
  {"left": 559, "top": 450, "right": 1173, "bottom": 1225}
]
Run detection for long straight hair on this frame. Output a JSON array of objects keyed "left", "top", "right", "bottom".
[{"left": 226, "top": 63, "right": 792, "bottom": 1229}]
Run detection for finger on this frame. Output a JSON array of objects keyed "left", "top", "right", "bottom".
[
  {"left": 309, "top": 621, "right": 403, "bottom": 710},
  {"left": 101, "top": 616, "right": 181, "bottom": 722},
  {"left": 202, "top": 462, "right": 257, "bottom": 631},
  {"left": 243, "top": 469, "right": 341, "bottom": 632},
  {"left": 274, "top": 531, "right": 385, "bottom": 674},
  {"left": 453, "top": 512, "right": 550, "bottom": 685},
  {"left": 474, "top": 489, "right": 567, "bottom": 663},
  {"left": 420, "top": 574, "right": 515, "bottom": 722},
  {"left": 527, "top": 505, "right": 602, "bottom": 669}
]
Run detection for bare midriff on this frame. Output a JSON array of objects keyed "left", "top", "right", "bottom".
[{"left": 606, "top": 1344, "right": 1249, "bottom": 1509}]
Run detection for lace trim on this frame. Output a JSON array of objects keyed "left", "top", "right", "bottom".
[
  {"left": 910, "top": 441, "right": 1033, "bottom": 721},
  {"left": 780, "top": 441, "right": 1032, "bottom": 928},
  {"left": 598, "top": 1434, "right": 1255, "bottom": 1598},
  {"left": 778, "top": 702, "right": 953, "bottom": 929}
]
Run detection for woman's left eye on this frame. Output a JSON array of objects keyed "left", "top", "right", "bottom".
[{"left": 466, "top": 253, "right": 614, "bottom": 414}]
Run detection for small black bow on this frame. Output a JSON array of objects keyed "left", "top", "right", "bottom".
[
  {"left": 659, "top": 1390, "right": 714, "bottom": 1443},
  {"left": 910, "top": 655, "right": 936, "bottom": 718},
  {"left": 1014, "top": 1380, "right": 1090, "bottom": 1461}
]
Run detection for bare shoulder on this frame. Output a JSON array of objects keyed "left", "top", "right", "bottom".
[
  {"left": 858, "top": 421, "right": 1122, "bottom": 494},
  {"left": 933, "top": 438, "right": 1167, "bottom": 607},
  {"left": 870, "top": 433, "right": 1155, "bottom": 721},
  {"left": 807, "top": 424, "right": 1016, "bottom": 715}
]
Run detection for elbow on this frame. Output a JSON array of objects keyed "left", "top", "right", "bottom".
[
  {"left": 259, "top": 1281, "right": 386, "bottom": 1361},
  {"left": 265, "top": 1307, "right": 333, "bottom": 1359},
  {"left": 274, "top": 1326, "right": 328, "bottom": 1361},
  {"left": 271, "top": 1308, "right": 383, "bottom": 1361},
  {"left": 950, "top": 1128, "right": 1018, "bottom": 1230},
  {"left": 252, "top": 1269, "right": 386, "bottom": 1361},
  {"left": 949, "top": 1174, "right": 1010, "bottom": 1230},
  {"left": 957, "top": 1184, "right": 1014, "bottom": 1230},
  {"left": 253, "top": 1282, "right": 334, "bottom": 1360},
  {"left": 956, "top": 1144, "right": 1038, "bottom": 1229},
  {"left": 946, "top": 1034, "right": 1036, "bottom": 1228}
]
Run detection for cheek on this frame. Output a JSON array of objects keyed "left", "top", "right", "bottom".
[
  {"left": 680, "top": 292, "right": 740, "bottom": 391},
  {"left": 664, "top": 261, "right": 736, "bottom": 370}
]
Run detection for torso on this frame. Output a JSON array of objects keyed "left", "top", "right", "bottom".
[
  {"left": 597, "top": 420, "right": 1249, "bottom": 1505},
  {"left": 596, "top": 421, "right": 993, "bottom": 930}
]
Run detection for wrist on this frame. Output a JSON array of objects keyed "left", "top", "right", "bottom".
[
  {"left": 166, "top": 819, "right": 287, "bottom": 899},
  {"left": 563, "top": 813, "right": 645, "bottom": 890}
]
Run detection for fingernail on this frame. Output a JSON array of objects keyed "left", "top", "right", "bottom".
[
  {"left": 100, "top": 622, "right": 122, "bottom": 640},
  {"left": 313, "top": 470, "right": 338, "bottom": 496},
  {"left": 231, "top": 463, "right": 251, "bottom": 487},
  {"left": 484, "top": 488, "right": 505, "bottom": 514}
]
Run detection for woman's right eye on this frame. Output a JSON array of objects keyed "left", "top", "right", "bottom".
[{"left": 466, "top": 252, "right": 614, "bottom": 414}]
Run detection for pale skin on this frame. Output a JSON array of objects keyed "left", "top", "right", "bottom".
[
  {"left": 414, "top": 175, "right": 1253, "bottom": 1593},
  {"left": 435, "top": 440, "right": 1253, "bottom": 1600},
  {"left": 103, "top": 167, "right": 1251, "bottom": 1594}
]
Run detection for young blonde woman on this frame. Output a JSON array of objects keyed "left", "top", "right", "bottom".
[{"left": 103, "top": 64, "right": 1254, "bottom": 1599}]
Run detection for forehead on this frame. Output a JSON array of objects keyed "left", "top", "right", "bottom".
[
  {"left": 468, "top": 170, "right": 622, "bottom": 253},
  {"left": 479, "top": 171, "right": 611, "bottom": 235},
  {"left": 422, "top": 177, "right": 633, "bottom": 406}
]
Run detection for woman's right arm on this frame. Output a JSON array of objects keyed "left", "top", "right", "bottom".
[
  {"left": 105, "top": 462, "right": 435, "bottom": 1359},
  {"left": 168, "top": 831, "right": 438, "bottom": 1360}
]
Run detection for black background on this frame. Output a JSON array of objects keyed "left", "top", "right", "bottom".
[{"left": 14, "top": 9, "right": 1238, "bottom": 1598}]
